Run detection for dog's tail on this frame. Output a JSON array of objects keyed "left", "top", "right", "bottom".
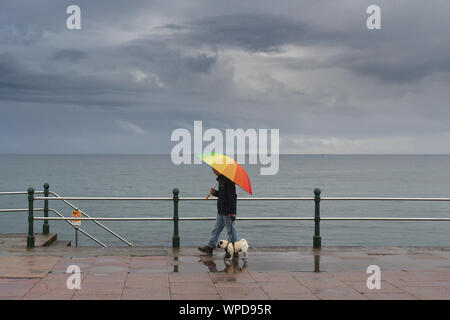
[
  {"left": 241, "top": 239, "right": 249, "bottom": 260},
  {"left": 241, "top": 239, "right": 249, "bottom": 250}
]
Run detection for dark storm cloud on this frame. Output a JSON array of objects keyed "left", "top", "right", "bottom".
[
  {"left": 1, "top": 0, "right": 450, "bottom": 154},
  {"left": 0, "top": 39, "right": 221, "bottom": 109},
  {"left": 154, "top": 11, "right": 450, "bottom": 84},
  {"left": 186, "top": 14, "right": 309, "bottom": 53},
  {"left": 0, "top": 52, "right": 119, "bottom": 104}
]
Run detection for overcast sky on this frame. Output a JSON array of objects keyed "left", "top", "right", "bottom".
[{"left": 1, "top": 0, "right": 450, "bottom": 154}]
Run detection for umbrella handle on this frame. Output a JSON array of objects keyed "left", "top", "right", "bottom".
[{"left": 206, "top": 183, "right": 217, "bottom": 200}]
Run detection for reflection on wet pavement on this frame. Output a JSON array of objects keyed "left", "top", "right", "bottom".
[
  {"left": 2, "top": 247, "right": 450, "bottom": 299},
  {"left": 314, "top": 252, "right": 320, "bottom": 273},
  {"left": 168, "top": 247, "right": 450, "bottom": 274},
  {"left": 199, "top": 255, "right": 248, "bottom": 274}
]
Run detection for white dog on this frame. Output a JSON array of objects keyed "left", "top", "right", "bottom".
[{"left": 217, "top": 239, "right": 249, "bottom": 260}]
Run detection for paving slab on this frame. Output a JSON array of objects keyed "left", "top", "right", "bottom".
[
  {"left": 216, "top": 286, "right": 269, "bottom": 300},
  {"left": 267, "top": 293, "right": 319, "bottom": 300},
  {"left": 122, "top": 288, "right": 170, "bottom": 300},
  {"left": 170, "top": 282, "right": 218, "bottom": 295},
  {"left": 0, "top": 246, "right": 450, "bottom": 299},
  {"left": 250, "top": 271, "right": 297, "bottom": 282},
  {"left": 0, "top": 278, "right": 39, "bottom": 298},
  {"left": 23, "top": 292, "right": 75, "bottom": 300},
  {"left": 399, "top": 286, "right": 450, "bottom": 300},
  {"left": 362, "top": 292, "right": 418, "bottom": 300},
  {"left": 125, "top": 273, "right": 169, "bottom": 289},
  {"left": 344, "top": 280, "right": 404, "bottom": 294},
  {"left": 258, "top": 281, "right": 311, "bottom": 294},
  {"left": 291, "top": 272, "right": 349, "bottom": 289},
  {"left": 312, "top": 287, "right": 367, "bottom": 300},
  {"left": 0, "top": 256, "right": 59, "bottom": 278},
  {"left": 171, "top": 294, "right": 220, "bottom": 300},
  {"left": 72, "top": 293, "right": 122, "bottom": 300}
]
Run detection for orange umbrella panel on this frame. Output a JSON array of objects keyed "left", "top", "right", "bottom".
[{"left": 197, "top": 152, "right": 253, "bottom": 195}]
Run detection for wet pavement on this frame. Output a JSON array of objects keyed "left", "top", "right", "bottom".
[{"left": 1, "top": 245, "right": 450, "bottom": 299}]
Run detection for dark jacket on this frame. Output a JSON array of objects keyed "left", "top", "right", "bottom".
[{"left": 211, "top": 175, "right": 237, "bottom": 215}]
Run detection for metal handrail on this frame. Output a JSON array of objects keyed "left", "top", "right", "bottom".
[
  {"left": 0, "top": 208, "right": 44, "bottom": 213},
  {"left": 321, "top": 197, "right": 450, "bottom": 201},
  {"left": 0, "top": 191, "right": 44, "bottom": 195},
  {"left": 0, "top": 206, "right": 105, "bottom": 247},
  {"left": 48, "top": 191, "right": 132, "bottom": 246},
  {"left": 34, "top": 197, "right": 315, "bottom": 201},
  {"left": 19, "top": 187, "right": 450, "bottom": 249},
  {"left": 33, "top": 216, "right": 450, "bottom": 221},
  {"left": 48, "top": 208, "right": 106, "bottom": 247},
  {"left": 0, "top": 189, "right": 126, "bottom": 246},
  {"left": 33, "top": 196, "right": 450, "bottom": 201}
]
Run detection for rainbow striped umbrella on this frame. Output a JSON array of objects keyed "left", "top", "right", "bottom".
[{"left": 197, "top": 152, "right": 253, "bottom": 195}]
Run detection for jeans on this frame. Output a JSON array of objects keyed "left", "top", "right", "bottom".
[{"left": 208, "top": 213, "right": 238, "bottom": 248}]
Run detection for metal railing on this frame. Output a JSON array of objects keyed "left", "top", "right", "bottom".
[
  {"left": 47, "top": 190, "right": 132, "bottom": 246},
  {"left": 14, "top": 185, "right": 450, "bottom": 249},
  {"left": 0, "top": 186, "right": 127, "bottom": 247}
]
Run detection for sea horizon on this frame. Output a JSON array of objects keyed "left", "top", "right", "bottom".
[{"left": 1, "top": 154, "right": 449, "bottom": 247}]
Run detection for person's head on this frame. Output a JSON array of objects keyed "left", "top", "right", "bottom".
[{"left": 212, "top": 168, "right": 221, "bottom": 176}]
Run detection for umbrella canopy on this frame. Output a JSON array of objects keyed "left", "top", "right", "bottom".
[{"left": 197, "top": 152, "right": 253, "bottom": 195}]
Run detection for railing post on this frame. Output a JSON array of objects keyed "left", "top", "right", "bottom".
[
  {"left": 27, "top": 187, "right": 35, "bottom": 248},
  {"left": 43, "top": 183, "right": 50, "bottom": 235},
  {"left": 172, "top": 188, "right": 180, "bottom": 248},
  {"left": 313, "top": 188, "right": 322, "bottom": 249}
]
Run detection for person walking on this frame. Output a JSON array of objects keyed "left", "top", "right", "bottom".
[{"left": 198, "top": 168, "right": 238, "bottom": 259}]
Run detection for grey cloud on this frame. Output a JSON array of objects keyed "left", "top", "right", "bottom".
[
  {"left": 0, "top": 38, "right": 223, "bottom": 110},
  {"left": 187, "top": 14, "right": 309, "bottom": 53},
  {"left": 344, "top": 50, "right": 450, "bottom": 83},
  {"left": 0, "top": 53, "right": 17, "bottom": 76},
  {"left": 53, "top": 49, "right": 87, "bottom": 62},
  {"left": 158, "top": 12, "right": 450, "bottom": 83},
  {"left": 159, "top": 23, "right": 186, "bottom": 30},
  {"left": 184, "top": 53, "right": 218, "bottom": 73},
  {"left": 121, "top": 38, "right": 225, "bottom": 94},
  {"left": 0, "top": 52, "right": 142, "bottom": 107},
  {"left": 2, "top": 0, "right": 450, "bottom": 154},
  {"left": 0, "top": 25, "right": 43, "bottom": 45}
]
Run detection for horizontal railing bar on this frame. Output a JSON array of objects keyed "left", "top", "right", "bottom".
[
  {"left": 181, "top": 217, "right": 312, "bottom": 220},
  {"left": 35, "top": 217, "right": 174, "bottom": 221},
  {"left": 34, "top": 197, "right": 314, "bottom": 201},
  {"left": 0, "top": 208, "right": 44, "bottom": 213},
  {"left": 321, "top": 217, "right": 450, "bottom": 221},
  {"left": 0, "top": 191, "right": 44, "bottom": 195},
  {"left": 35, "top": 197, "right": 173, "bottom": 201},
  {"left": 33, "top": 217, "right": 311, "bottom": 221},
  {"left": 33, "top": 196, "right": 450, "bottom": 201},
  {"left": 33, "top": 216, "right": 450, "bottom": 221},
  {"left": 181, "top": 197, "right": 315, "bottom": 201},
  {"left": 321, "top": 197, "right": 450, "bottom": 201}
]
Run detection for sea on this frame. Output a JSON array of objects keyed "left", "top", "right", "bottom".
[{"left": 1, "top": 155, "right": 449, "bottom": 247}]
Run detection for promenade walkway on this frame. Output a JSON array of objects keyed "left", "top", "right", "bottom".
[{"left": 1, "top": 242, "right": 450, "bottom": 299}]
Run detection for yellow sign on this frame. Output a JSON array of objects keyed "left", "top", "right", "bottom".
[{"left": 72, "top": 210, "right": 81, "bottom": 226}]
